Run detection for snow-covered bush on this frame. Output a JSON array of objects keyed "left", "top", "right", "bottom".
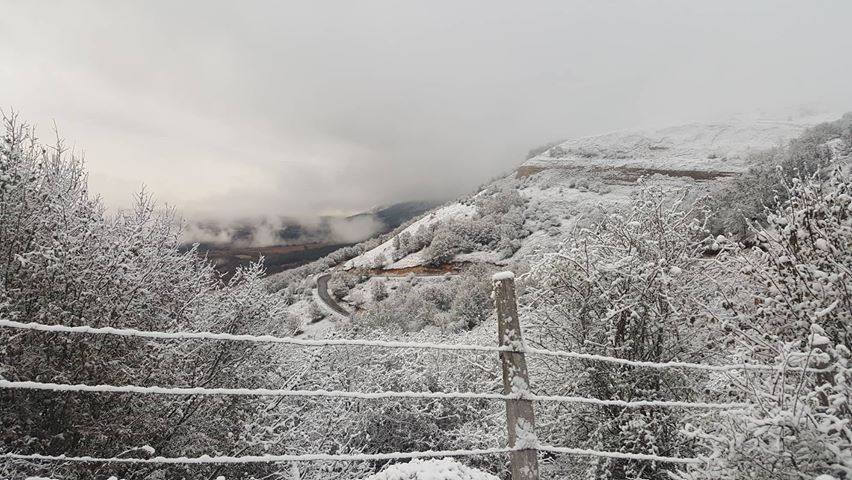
[
  {"left": 678, "top": 165, "right": 852, "bottom": 480},
  {"left": 357, "top": 268, "right": 493, "bottom": 333},
  {"left": 307, "top": 298, "right": 325, "bottom": 322},
  {"left": 677, "top": 335, "right": 851, "bottom": 480},
  {"left": 361, "top": 284, "right": 441, "bottom": 331},
  {"left": 424, "top": 228, "right": 465, "bottom": 266},
  {"left": 328, "top": 272, "right": 358, "bottom": 299},
  {"left": 241, "top": 325, "right": 505, "bottom": 480},
  {"left": 527, "top": 183, "right": 716, "bottom": 479},
  {"left": 371, "top": 279, "right": 389, "bottom": 302},
  {"left": 746, "top": 167, "right": 851, "bottom": 346},
  {"left": 285, "top": 312, "right": 305, "bottom": 334},
  {"left": 450, "top": 277, "right": 493, "bottom": 330}
]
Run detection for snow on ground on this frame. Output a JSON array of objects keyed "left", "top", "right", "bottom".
[
  {"left": 299, "top": 315, "right": 336, "bottom": 338},
  {"left": 341, "top": 117, "right": 829, "bottom": 275},
  {"left": 286, "top": 297, "right": 339, "bottom": 338},
  {"left": 389, "top": 251, "right": 427, "bottom": 269},
  {"left": 344, "top": 202, "right": 476, "bottom": 270},
  {"left": 392, "top": 248, "right": 504, "bottom": 269},
  {"left": 362, "top": 458, "right": 498, "bottom": 480},
  {"left": 453, "top": 250, "right": 504, "bottom": 265},
  {"left": 525, "top": 117, "right": 831, "bottom": 172}
]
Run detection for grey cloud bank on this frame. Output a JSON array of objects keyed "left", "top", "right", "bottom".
[{"left": 1, "top": 1, "right": 850, "bottom": 222}]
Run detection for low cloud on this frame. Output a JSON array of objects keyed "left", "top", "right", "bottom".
[
  {"left": 2, "top": 1, "right": 851, "bottom": 225},
  {"left": 328, "top": 216, "right": 385, "bottom": 244},
  {"left": 180, "top": 214, "right": 386, "bottom": 247}
]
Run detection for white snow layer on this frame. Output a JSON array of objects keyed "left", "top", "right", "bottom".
[
  {"left": 491, "top": 271, "right": 515, "bottom": 281},
  {"left": 363, "top": 458, "right": 498, "bottom": 480},
  {"left": 345, "top": 202, "right": 476, "bottom": 269},
  {"left": 524, "top": 117, "right": 834, "bottom": 172}
]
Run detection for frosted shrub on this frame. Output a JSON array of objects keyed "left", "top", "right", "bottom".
[
  {"left": 422, "top": 188, "right": 528, "bottom": 266},
  {"left": 748, "top": 169, "right": 852, "bottom": 346},
  {"left": 307, "top": 299, "right": 325, "bottom": 322},
  {"left": 679, "top": 166, "right": 852, "bottom": 480},
  {"left": 370, "top": 279, "right": 389, "bottom": 301},
  {"left": 528, "top": 183, "right": 715, "bottom": 479},
  {"left": 423, "top": 228, "right": 459, "bottom": 266},
  {"left": 450, "top": 274, "right": 493, "bottom": 329},
  {"left": 358, "top": 268, "right": 492, "bottom": 333},
  {"left": 328, "top": 272, "right": 357, "bottom": 299},
  {"left": 678, "top": 336, "right": 851, "bottom": 480}
]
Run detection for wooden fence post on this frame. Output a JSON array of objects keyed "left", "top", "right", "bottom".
[{"left": 493, "top": 272, "right": 539, "bottom": 480}]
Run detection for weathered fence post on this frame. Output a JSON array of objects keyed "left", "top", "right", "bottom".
[{"left": 493, "top": 271, "right": 539, "bottom": 480}]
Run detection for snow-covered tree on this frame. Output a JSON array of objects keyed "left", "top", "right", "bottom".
[
  {"left": 423, "top": 229, "right": 459, "bottom": 266},
  {"left": 328, "top": 273, "right": 352, "bottom": 299},
  {"left": 307, "top": 298, "right": 325, "bottom": 322},
  {"left": 370, "top": 279, "right": 389, "bottom": 302},
  {"left": 450, "top": 268, "right": 493, "bottom": 329},
  {"left": 0, "top": 114, "right": 292, "bottom": 480}
]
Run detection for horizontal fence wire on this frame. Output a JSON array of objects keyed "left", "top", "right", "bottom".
[
  {"left": 0, "top": 319, "right": 506, "bottom": 354},
  {"left": 0, "top": 446, "right": 701, "bottom": 465},
  {"left": 0, "top": 380, "right": 748, "bottom": 410},
  {"left": 0, "top": 319, "right": 826, "bottom": 373}
]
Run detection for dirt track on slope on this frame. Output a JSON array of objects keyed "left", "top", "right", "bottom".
[
  {"left": 516, "top": 164, "right": 736, "bottom": 182},
  {"left": 365, "top": 263, "right": 464, "bottom": 276}
]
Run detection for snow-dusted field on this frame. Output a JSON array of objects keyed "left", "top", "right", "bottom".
[{"left": 525, "top": 116, "right": 838, "bottom": 172}]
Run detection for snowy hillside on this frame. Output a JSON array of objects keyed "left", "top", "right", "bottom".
[
  {"left": 525, "top": 116, "right": 837, "bottom": 172},
  {"left": 339, "top": 116, "right": 830, "bottom": 275},
  {"left": 344, "top": 202, "right": 477, "bottom": 270}
]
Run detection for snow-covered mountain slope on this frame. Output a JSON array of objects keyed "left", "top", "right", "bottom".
[
  {"left": 342, "top": 116, "right": 829, "bottom": 273},
  {"left": 344, "top": 202, "right": 476, "bottom": 269},
  {"left": 525, "top": 116, "right": 834, "bottom": 173}
]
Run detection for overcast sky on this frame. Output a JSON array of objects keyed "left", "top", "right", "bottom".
[{"left": 2, "top": 1, "right": 850, "bottom": 221}]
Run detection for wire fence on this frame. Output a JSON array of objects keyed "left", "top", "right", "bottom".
[
  {"left": 0, "top": 318, "right": 824, "bottom": 373},
  {"left": 0, "top": 273, "right": 817, "bottom": 478}
]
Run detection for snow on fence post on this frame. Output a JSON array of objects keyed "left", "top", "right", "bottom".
[{"left": 492, "top": 271, "right": 539, "bottom": 480}]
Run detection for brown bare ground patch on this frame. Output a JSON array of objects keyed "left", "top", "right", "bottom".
[
  {"left": 368, "top": 262, "right": 465, "bottom": 276},
  {"left": 515, "top": 165, "right": 547, "bottom": 179},
  {"left": 515, "top": 164, "right": 735, "bottom": 182},
  {"left": 604, "top": 166, "right": 736, "bottom": 182}
]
